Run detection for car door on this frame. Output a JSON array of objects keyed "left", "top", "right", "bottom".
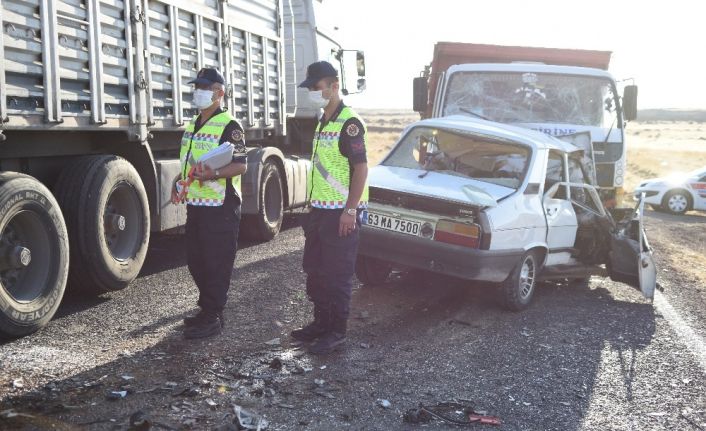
[
  {"left": 689, "top": 173, "right": 706, "bottom": 210},
  {"left": 542, "top": 151, "right": 577, "bottom": 266},
  {"left": 608, "top": 195, "right": 657, "bottom": 299}
]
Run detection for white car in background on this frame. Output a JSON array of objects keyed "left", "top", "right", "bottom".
[
  {"left": 356, "top": 116, "right": 656, "bottom": 310},
  {"left": 633, "top": 167, "right": 706, "bottom": 215}
]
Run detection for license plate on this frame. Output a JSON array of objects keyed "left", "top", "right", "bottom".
[{"left": 364, "top": 211, "right": 421, "bottom": 236}]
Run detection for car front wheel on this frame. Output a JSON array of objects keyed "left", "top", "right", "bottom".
[{"left": 662, "top": 190, "right": 690, "bottom": 215}]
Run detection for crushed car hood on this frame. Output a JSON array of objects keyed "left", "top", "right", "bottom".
[{"left": 369, "top": 165, "right": 517, "bottom": 208}]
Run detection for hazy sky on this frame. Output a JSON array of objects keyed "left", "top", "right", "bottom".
[{"left": 336, "top": 0, "right": 705, "bottom": 110}]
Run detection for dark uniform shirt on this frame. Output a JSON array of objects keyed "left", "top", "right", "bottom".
[{"left": 193, "top": 107, "right": 247, "bottom": 204}]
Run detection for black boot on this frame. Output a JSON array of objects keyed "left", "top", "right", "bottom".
[
  {"left": 183, "top": 312, "right": 223, "bottom": 339},
  {"left": 290, "top": 304, "right": 328, "bottom": 342},
  {"left": 184, "top": 309, "right": 225, "bottom": 329},
  {"left": 309, "top": 315, "right": 347, "bottom": 355}
]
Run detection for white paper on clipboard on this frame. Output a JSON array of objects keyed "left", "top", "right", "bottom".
[{"left": 198, "top": 142, "right": 235, "bottom": 170}]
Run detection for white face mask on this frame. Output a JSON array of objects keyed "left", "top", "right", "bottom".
[
  {"left": 193, "top": 89, "right": 215, "bottom": 110},
  {"left": 308, "top": 90, "right": 329, "bottom": 108}
]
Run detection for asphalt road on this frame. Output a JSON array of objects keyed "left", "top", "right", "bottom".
[{"left": 0, "top": 212, "right": 705, "bottom": 430}]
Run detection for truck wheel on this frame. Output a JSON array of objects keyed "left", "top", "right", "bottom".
[
  {"left": 355, "top": 255, "right": 392, "bottom": 286},
  {"left": 661, "top": 190, "right": 690, "bottom": 215},
  {"left": 55, "top": 156, "right": 149, "bottom": 293},
  {"left": 0, "top": 173, "right": 68, "bottom": 337},
  {"left": 500, "top": 251, "right": 538, "bottom": 311},
  {"left": 242, "top": 161, "right": 283, "bottom": 242}
]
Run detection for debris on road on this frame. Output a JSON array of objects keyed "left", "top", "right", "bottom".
[
  {"left": 105, "top": 390, "right": 128, "bottom": 401},
  {"left": 403, "top": 402, "right": 501, "bottom": 426},
  {"left": 268, "top": 357, "right": 283, "bottom": 370},
  {"left": 264, "top": 338, "right": 281, "bottom": 346},
  {"left": 233, "top": 404, "right": 269, "bottom": 430},
  {"left": 377, "top": 399, "right": 392, "bottom": 409}
]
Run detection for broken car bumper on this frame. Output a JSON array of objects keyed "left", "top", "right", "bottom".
[{"left": 359, "top": 226, "right": 523, "bottom": 283}]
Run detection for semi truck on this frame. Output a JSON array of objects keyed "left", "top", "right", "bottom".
[
  {"left": 412, "top": 42, "right": 637, "bottom": 205},
  {"left": 0, "top": 0, "right": 365, "bottom": 337}
]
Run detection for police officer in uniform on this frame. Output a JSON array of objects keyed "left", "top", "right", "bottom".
[
  {"left": 171, "top": 68, "right": 248, "bottom": 339},
  {"left": 290, "top": 61, "right": 369, "bottom": 354}
]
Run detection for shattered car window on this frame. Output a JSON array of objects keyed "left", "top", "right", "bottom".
[
  {"left": 443, "top": 72, "right": 617, "bottom": 127},
  {"left": 384, "top": 126, "right": 530, "bottom": 189}
]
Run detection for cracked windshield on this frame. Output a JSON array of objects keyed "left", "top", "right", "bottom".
[
  {"left": 443, "top": 72, "right": 618, "bottom": 127},
  {"left": 384, "top": 126, "right": 530, "bottom": 189}
]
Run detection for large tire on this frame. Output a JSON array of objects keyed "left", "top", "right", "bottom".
[
  {"left": 0, "top": 173, "right": 69, "bottom": 337},
  {"left": 500, "top": 251, "right": 539, "bottom": 311},
  {"left": 661, "top": 189, "right": 691, "bottom": 215},
  {"left": 55, "top": 156, "right": 149, "bottom": 294},
  {"left": 241, "top": 161, "right": 283, "bottom": 242},
  {"left": 355, "top": 254, "right": 392, "bottom": 286}
]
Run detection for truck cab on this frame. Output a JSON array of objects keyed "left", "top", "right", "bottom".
[{"left": 413, "top": 43, "right": 638, "bottom": 205}]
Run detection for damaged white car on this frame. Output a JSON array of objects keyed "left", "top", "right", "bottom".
[{"left": 356, "top": 116, "right": 657, "bottom": 310}]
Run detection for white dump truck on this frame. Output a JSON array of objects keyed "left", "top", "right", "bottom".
[
  {"left": 0, "top": 0, "right": 365, "bottom": 337},
  {"left": 413, "top": 42, "right": 638, "bottom": 207}
]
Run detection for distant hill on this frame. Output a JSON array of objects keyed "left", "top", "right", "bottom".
[{"left": 637, "top": 109, "right": 706, "bottom": 122}]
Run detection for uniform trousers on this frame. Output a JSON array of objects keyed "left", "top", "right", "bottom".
[
  {"left": 185, "top": 198, "right": 240, "bottom": 314},
  {"left": 302, "top": 208, "right": 361, "bottom": 324}
]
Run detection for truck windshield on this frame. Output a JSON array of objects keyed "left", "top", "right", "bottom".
[
  {"left": 383, "top": 126, "right": 530, "bottom": 189},
  {"left": 443, "top": 72, "right": 617, "bottom": 127}
]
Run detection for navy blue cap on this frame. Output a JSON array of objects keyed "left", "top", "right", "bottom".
[
  {"left": 298, "top": 61, "right": 338, "bottom": 89},
  {"left": 188, "top": 68, "right": 225, "bottom": 86}
]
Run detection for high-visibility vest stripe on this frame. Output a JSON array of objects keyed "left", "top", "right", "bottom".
[
  {"left": 179, "top": 112, "right": 242, "bottom": 206},
  {"left": 308, "top": 106, "right": 368, "bottom": 209}
]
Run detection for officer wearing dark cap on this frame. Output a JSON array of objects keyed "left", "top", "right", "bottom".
[
  {"left": 290, "top": 61, "right": 369, "bottom": 354},
  {"left": 171, "top": 67, "right": 248, "bottom": 339}
]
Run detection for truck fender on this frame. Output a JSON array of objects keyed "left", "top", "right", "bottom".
[{"left": 241, "top": 147, "right": 288, "bottom": 215}]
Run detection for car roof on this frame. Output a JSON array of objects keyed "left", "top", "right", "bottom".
[{"left": 413, "top": 115, "right": 581, "bottom": 153}]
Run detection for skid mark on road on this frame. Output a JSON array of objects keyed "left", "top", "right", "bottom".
[{"left": 654, "top": 291, "right": 706, "bottom": 373}]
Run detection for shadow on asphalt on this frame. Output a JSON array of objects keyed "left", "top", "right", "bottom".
[
  {"left": 136, "top": 213, "right": 303, "bottom": 278},
  {"left": 1, "top": 245, "right": 658, "bottom": 429}
]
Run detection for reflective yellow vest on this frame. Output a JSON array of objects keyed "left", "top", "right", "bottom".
[
  {"left": 309, "top": 107, "right": 369, "bottom": 209},
  {"left": 179, "top": 112, "right": 241, "bottom": 206}
]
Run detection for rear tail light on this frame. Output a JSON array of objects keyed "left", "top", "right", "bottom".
[{"left": 433, "top": 220, "right": 481, "bottom": 248}]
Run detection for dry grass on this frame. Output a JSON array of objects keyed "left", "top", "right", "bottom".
[
  {"left": 624, "top": 121, "right": 706, "bottom": 191},
  {"left": 359, "top": 109, "right": 706, "bottom": 191}
]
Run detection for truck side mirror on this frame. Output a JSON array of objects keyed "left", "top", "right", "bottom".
[
  {"left": 413, "top": 77, "right": 428, "bottom": 113},
  {"left": 357, "top": 78, "right": 366, "bottom": 91},
  {"left": 622, "top": 85, "right": 638, "bottom": 121},
  {"left": 356, "top": 51, "right": 366, "bottom": 77}
]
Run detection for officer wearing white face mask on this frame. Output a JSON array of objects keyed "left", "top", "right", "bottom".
[
  {"left": 171, "top": 67, "right": 248, "bottom": 339},
  {"left": 290, "top": 61, "right": 369, "bottom": 354}
]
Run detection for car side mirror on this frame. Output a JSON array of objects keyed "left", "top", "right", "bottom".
[
  {"left": 622, "top": 85, "right": 638, "bottom": 121},
  {"left": 413, "top": 77, "right": 428, "bottom": 113}
]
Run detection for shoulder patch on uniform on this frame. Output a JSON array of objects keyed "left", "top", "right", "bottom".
[
  {"left": 231, "top": 129, "right": 244, "bottom": 142},
  {"left": 346, "top": 123, "right": 360, "bottom": 137},
  {"left": 233, "top": 140, "right": 247, "bottom": 153}
]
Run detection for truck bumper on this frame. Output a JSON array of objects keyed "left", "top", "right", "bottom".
[{"left": 359, "top": 227, "right": 523, "bottom": 283}]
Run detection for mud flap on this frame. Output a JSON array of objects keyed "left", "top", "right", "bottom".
[{"left": 608, "top": 194, "right": 657, "bottom": 299}]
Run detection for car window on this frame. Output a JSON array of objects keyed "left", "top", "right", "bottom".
[
  {"left": 568, "top": 157, "right": 590, "bottom": 205},
  {"left": 383, "top": 126, "right": 530, "bottom": 189},
  {"left": 545, "top": 151, "right": 567, "bottom": 199},
  {"left": 699, "top": 175, "right": 706, "bottom": 183},
  {"left": 568, "top": 158, "right": 590, "bottom": 184}
]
